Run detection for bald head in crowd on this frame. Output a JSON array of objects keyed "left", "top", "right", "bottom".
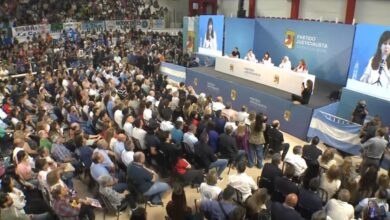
[
  {"left": 133, "top": 152, "right": 145, "bottom": 164},
  {"left": 284, "top": 193, "right": 298, "bottom": 208}
]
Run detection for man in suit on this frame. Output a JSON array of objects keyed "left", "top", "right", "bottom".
[
  {"left": 302, "top": 136, "right": 322, "bottom": 164},
  {"left": 218, "top": 125, "right": 245, "bottom": 163},
  {"left": 297, "top": 177, "right": 323, "bottom": 219},
  {"left": 271, "top": 193, "right": 304, "bottom": 220},
  {"left": 268, "top": 120, "right": 290, "bottom": 160},
  {"left": 302, "top": 136, "right": 322, "bottom": 188},
  {"left": 273, "top": 163, "right": 299, "bottom": 203},
  {"left": 259, "top": 153, "right": 283, "bottom": 194}
]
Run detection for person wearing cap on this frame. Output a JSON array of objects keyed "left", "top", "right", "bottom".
[{"left": 352, "top": 100, "right": 368, "bottom": 125}]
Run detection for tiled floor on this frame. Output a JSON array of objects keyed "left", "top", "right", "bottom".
[{"left": 73, "top": 131, "right": 363, "bottom": 220}]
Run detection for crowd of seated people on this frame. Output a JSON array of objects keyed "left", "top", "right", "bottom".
[
  {"left": 0, "top": 11, "right": 388, "bottom": 220},
  {"left": 0, "top": 0, "right": 168, "bottom": 26}
]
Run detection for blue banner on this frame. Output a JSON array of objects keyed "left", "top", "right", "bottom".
[
  {"left": 186, "top": 68, "right": 313, "bottom": 140},
  {"left": 253, "top": 18, "right": 355, "bottom": 85},
  {"left": 224, "top": 18, "right": 255, "bottom": 58}
]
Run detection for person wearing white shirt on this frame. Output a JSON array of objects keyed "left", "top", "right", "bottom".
[
  {"left": 262, "top": 52, "right": 273, "bottom": 65},
  {"left": 114, "top": 107, "right": 123, "bottom": 129},
  {"left": 146, "top": 90, "right": 156, "bottom": 106},
  {"left": 113, "top": 134, "right": 126, "bottom": 161},
  {"left": 294, "top": 59, "right": 308, "bottom": 73},
  {"left": 203, "top": 17, "right": 218, "bottom": 50},
  {"left": 324, "top": 189, "right": 354, "bottom": 220},
  {"left": 212, "top": 96, "right": 225, "bottom": 112},
  {"left": 200, "top": 170, "right": 222, "bottom": 201},
  {"left": 279, "top": 56, "right": 292, "bottom": 70},
  {"left": 121, "top": 142, "right": 135, "bottom": 166},
  {"left": 227, "top": 161, "right": 258, "bottom": 201},
  {"left": 183, "top": 125, "right": 198, "bottom": 152},
  {"left": 160, "top": 120, "right": 174, "bottom": 132},
  {"left": 237, "top": 106, "right": 249, "bottom": 123},
  {"left": 123, "top": 115, "right": 134, "bottom": 138},
  {"left": 131, "top": 119, "right": 147, "bottom": 150},
  {"left": 284, "top": 145, "right": 307, "bottom": 177},
  {"left": 244, "top": 49, "right": 258, "bottom": 63},
  {"left": 143, "top": 102, "right": 153, "bottom": 122}
]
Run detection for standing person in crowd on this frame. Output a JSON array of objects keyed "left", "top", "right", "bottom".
[
  {"left": 248, "top": 113, "right": 266, "bottom": 168},
  {"left": 324, "top": 189, "right": 355, "bottom": 220},
  {"left": 320, "top": 165, "right": 342, "bottom": 201},
  {"left": 360, "top": 127, "right": 388, "bottom": 173},
  {"left": 267, "top": 120, "right": 290, "bottom": 160}
]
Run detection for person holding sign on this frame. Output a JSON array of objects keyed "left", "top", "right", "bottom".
[
  {"left": 360, "top": 31, "right": 390, "bottom": 88},
  {"left": 203, "top": 18, "right": 218, "bottom": 50}
]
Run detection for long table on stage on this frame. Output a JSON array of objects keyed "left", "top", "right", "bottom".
[{"left": 215, "top": 56, "right": 316, "bottom": 96}]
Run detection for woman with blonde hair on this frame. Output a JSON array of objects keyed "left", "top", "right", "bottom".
[
  {"left": 320, "top": 165, "right": 341, "bottom": 200},
  {"left": 236, "top": 122, "right": 249, "bottom": 155},
  {"left": 318, "top": 148, "right": 337, "bottom": 170}
]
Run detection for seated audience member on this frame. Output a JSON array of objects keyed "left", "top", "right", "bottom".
[
  {"left": 231, "top": 47, "right": 241, "bottom": 58},
  {"left": 0, "top": 192, "right": 52, "bottom": 220},
  {"left": 15, "top": 150, "right": 38, "bottom": 187},
  {"left": 74, "top": 135, "right": 94, "bottom": 169},
  {"left": 200, "top": 170, "right": 222, "bottom": 201},
  {"left": 183, "top": 124, "right": 198, "bottom": 152},
  {"left": 90, "top": 151, "right": 127, "bottom": 192},
  {"left": 273, "top": 163, "right": 299, "bottom": 202},
  {"left": 121, "top": 138, "right": 135, "bottom": 167},
  {"left": 297, "top": 177, "right": 323, "bottom": 219},
  {"left": 199, "top": 185, "right": 241, "bottom": 219},
  {"left": 279, "top": 56, "right": 292, "bottom": 70},
  {"left": 318, "top": 148, "right": 337, "bottom": 170},
  {"left": 98, "top": 175, "right": 137, "bottom": 214},
  {"left": 113, "top": 133, "right": 127, "bottom": 161},
  {"left": 259, "top": 153, "right": 283, "bottom": 193},
  {"left": 262, "top": 52, "right": 273, "bottom": 65},
  {"left": 51, "top": 184, "right": 95, "bottom": 220},
  {"left": 206, "top": 121, "right": 219, "bottom": 153},
  {"left": 245, "top": 188, "right": 270, "bottom": 220},
  {"left": 291, "top": 79, "right": 313, "bottom": 105},
  {"left": 132, "top": 118, "right": 147, "bottom": 150},
  {"left": 228, "top": 160, "right": 258, "bottom": 201},
  {"left": 294, "top": 59, "right": 308, "bottom": 73},
  {"left": 51, "top": 134, "right": 82, "bottom": 172},
  {"left": 1, "top": 175, "right": 50, "bottom": 215},
  {"left": 173, "top": 152, "right": 204, "bottom": 186},
  {"left": 244, "top": 49, "right": 258, "bottom": 63},
  {"left": 271, "top": 193, "right": 304, "bottom": 220},
  {"left": 320, "top": 165, "right": 342, "bottom": 201},
  {"left": 127, "top": 152, "right": 170, "bottom": 206},
  {"left": 218, "top": 125, "right": 246, "bottom": 163},
  {"left": 284, "top": 145, "right": 307, "bottom": 178},
  {"left": 93, "top": 139, "right": 116, "bottom": 170},
  {"left": 170, "top": 120, "right": 184, "bottom": 144},
  {"left": 166, "top": 183, "right": 194, "bottom": 220},
  {"left": 194, "top": 132, "right": 228, "bottom": 179},
  {"left": 324, "top": 189, "right": 355, "bottom": 220},
  {"left": 268, "top": 120, "right": 290, "bottom": 160},
  {"left": 159, "top": 130, "right": 181, "bottom": 168}
]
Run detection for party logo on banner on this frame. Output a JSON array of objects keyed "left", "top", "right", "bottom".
[
  {"left": 230, "top": 89, "right": 237, "bottom": 101},
  {"left": 284, "top": 30, "right": 295, "bottom": 49}
]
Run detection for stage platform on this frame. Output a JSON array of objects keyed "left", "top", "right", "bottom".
[{"left": 186, "top": 67, "right": 342, "bottom": 140}]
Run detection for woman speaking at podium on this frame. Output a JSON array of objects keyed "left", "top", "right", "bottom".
[
  {"left": 359, "top": 31, "right": 390, "bottom": 88},
  {"left": 291, "top": 79, "right": 313, "bottom": 105}
]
